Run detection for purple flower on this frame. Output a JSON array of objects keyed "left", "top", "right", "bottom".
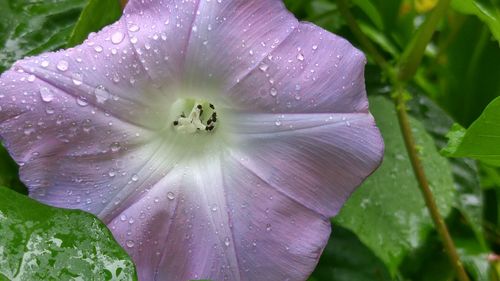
[{"left": 0, "top": 0, "right": 383, "bottom": 280}]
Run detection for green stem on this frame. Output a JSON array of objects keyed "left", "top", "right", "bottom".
[
  {"left": 338, "top": 1, "right": 470, "bottom": 280},
  {"left": 394, "top": 86, "right": 470, "bottom": 281},
  {"left": 398, "top": 0, "right": 452, "bottom": 81}
]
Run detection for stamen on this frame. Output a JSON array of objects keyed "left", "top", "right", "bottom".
[{"left": 173, "top": 102, "right": 217, "bottom": 134}]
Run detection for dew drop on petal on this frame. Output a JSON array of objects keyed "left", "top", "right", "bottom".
[
  {"left": 76, "top": 97, "right": 89, "bottom": 107},
  {"left": 270, "top": 87, "right": 278, "bottom": 97},
  {"left": 41, "top": 61, "right": 50, "bottom": 68},
  {"left": 126, "top": 240, "right": 135, "bottom": 248},
  {"left": 129, "top": 24, "right": 140, "bottom": 32},
  {"left": 27, "top": 75, "right": 36, "bottom": 82},
  {"left": 72, "top": 73, "right": 83, "bottom": 86},
  {"left": 57, "top": 60, "right": 69, "bottom": 72},
  {"left": 110, "top": 142, "right": 121, "bottom": 152},
  {"left": 94, "top": 45, "right": 103, "bottom": 53},
  {"left": 39, "top": 87, "right": 54, "bottom": 102},
  {"left": 259, "top": 63, "right": 269, "bottom": 72},
  {"left": 296, "top": 53, "right": 305, "bottom": 61},
  {"left": 131, "top": 174, "right": 139, "bottom": 182},
  {"left": 111, "top": 31, "right": 124, "bottom": 44},
  {"left": 266, "top": 223, "right": 272, "bottom": 231},
  {"left": 224, "top": 237, "right": 230, "bottom": 247},
  {"left": 94, "top": 85, "right": 110, "bottom": 103},
  {"left": 120, "top": 214, "right": 127, "bottom": 221},
  {"left": 167, "top": 192, "right": 175, "bottom": 200}
]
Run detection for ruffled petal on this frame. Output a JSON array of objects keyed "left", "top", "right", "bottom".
[
  {"left": 109, "top": 154, "right": 330, "bottom": 281},
  {"left": 228, "top": 23, "right": 368, "bottom": 114},
  {"left": 122, "top": 0, "right": 299, "bottom": 88},
  {"left": 226, "top": 112, "right": 384, "bottom": 217}
]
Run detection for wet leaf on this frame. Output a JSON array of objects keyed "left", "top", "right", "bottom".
[
  {"left": 0, "top": 187, "right": 137, "bottom": 280},
  {"left": 335, "top": 96, "right": 456, "bottom": 275}
]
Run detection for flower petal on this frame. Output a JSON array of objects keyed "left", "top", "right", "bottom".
[
  {"left": 109, "top": 154, "right": 330, "bottom": 281},
  {"left": 0, "top": 21, "right": 183, "bottom": 220},
  {"left": 226, "top": 112, "right": 384, "bottom": 217},
  {"left": 183, "top": 0, "right": 298, "bottom": 87},
  {"left": 228, "top": 23, "right": 368, "bottom": 114},
  {"left": 122, "top": 0, "right": 199, "bottom": 80}
]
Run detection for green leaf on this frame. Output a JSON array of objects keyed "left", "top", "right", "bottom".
[
  {"left": 435, "top": 17, "right": 500, "bottom": 126},
  {"left": 335, "top": 96, "right": 456, "bottom": 275},
  {"left": 351, "top": 0, "right": 384, "bottom": 30},
  {"left": 66, "top": 0, "right": 122, "bottom": 47},
  {"left": 407, "top": 93, "right": 486, "bottom": 249},
  {"left": 310, "top": 224, "right": 391, "bottom": 281},
  {"left": 0, "top": 0, "right": 87, "bottom": 73},
  {"left": 0, "top": 144, "right": 26, "bottom": 194},
  {"left": 443, "top": 96, "right": 500, "bottom": 166},
  {"left": 452, "top": 0, "right": 500, "bottom": 44},
  {"left": 0, "top": 187, "right": 137, "bottom": 280}
]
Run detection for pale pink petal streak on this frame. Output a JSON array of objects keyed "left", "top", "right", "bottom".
[{"left": 227, "top": 112, "right": 383, "bottom": 217}]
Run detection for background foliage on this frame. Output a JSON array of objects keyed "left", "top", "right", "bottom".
[{"left": 0, "top": 0, "right": 500, "bottom": 280}]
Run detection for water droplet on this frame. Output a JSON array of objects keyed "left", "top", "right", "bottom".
[
  {"left": 27, "top": 75, "right": 36, "bottom": 82},
  {"left": 39, "top": 87, "right": 54, "bottom": 102},
  {"left": 312, "top": 45, "right": 318, "bottom": 50},
  {"left": 72, "top": 73, "right": 83, "bottom": 86},
  {"left": 131, "top": 174, "right": 139, "bottom": 182},
  {"left": 110, "top": 142, "right": 121, "bottom": 153},
  {"left": 94, "top": 45, "right": 103, "bottom": 53},
  {"left": 41, "top": 61, "right": 49, "bottom": 68},
  {"left": 167, "top": 192, "right": 175, "bottom": 200},
  {"left": 275, "top": 120, "right": 281, "bottom": 127},
  {"left": 224, "top": 237, "right": 230, "bottom": 247},
  {"left": 259, "top": 63, "right": 269, "bottom": 72},
  {"left": 129, "top": 24, "right": 140, "bottom": 32},
  {"left": 154, "top": 197, "right": 160, "bottom": 203},
  {"left": 94, "top": 85, "right": 110, "bottom": 103},
  {"left": 120, "top": 214, "right": 127, "bottom": 221},
  {"left": 108, "top": 169, "right": 116, "bottom": 177},
  {"left": 270, "top": 87, "right": 278, "bottom": 97},
  {"left": 296, "top": 53, "right": 305, "bottom": 61},
  {"left": 126, "top": 240, "right": 135, "bottom": 248},
  {"left": 266, "top": 224, "right": 272, "bottom": 231},
  {"left": 211, "top": 204, "right": 218, "bottom": 212},
  {"left": 76, "top": 97, "right": 89, "bottom": 107},
  {"left": 111, "top": 31, "right": 124, "bottom": 44},
  {"left": 56, "top": 60, "right": 69, "bottom": 72}
]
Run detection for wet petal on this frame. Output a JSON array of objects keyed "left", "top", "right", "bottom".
[
  {"left": 228, "top": 23, "right": 368, "bottom": 114},
  {"left": 227, "top": 112, "right": 384, "bottom": 217},
  {"left": 184, "top": 0, "right": 298, "bottom": 86},
  {"left": 109, "top": 155, "right": 330, "bottom": 281}
]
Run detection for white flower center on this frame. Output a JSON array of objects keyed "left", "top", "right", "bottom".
[{"left": 171, "top": 99, "right": 218, "bottom": 134}]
